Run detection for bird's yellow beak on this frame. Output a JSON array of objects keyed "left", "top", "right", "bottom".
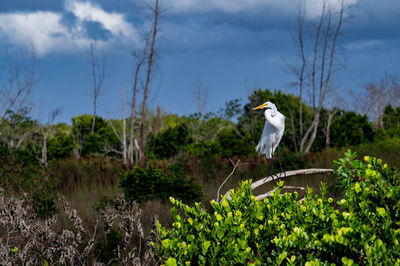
[{"left": 253, "top": 103, "right": 268, "bottom": 110}]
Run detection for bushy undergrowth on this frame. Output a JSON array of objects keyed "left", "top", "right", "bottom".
[
  {"left": 156, "top": 151, "right": 400, "bottom": 265},
  {"left": 119, "top": 164, "right": 203, "bottom": 204}
]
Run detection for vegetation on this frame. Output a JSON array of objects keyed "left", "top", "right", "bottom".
[
  {"left": 0, "top": 87, "right": 399, "bottom": 264},
  {"left": 156, "top": 151, "right": 400, "bottom": 265},
  {"left": 119, "top": 164, "right": 202, "bottom": 204}
]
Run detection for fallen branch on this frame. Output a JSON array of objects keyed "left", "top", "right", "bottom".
[
  {"left": 225, "top": 168, "right": 334, "bottom": 200},
  {"left": 251, "top": 168, "right": 334, "bottom": 190}
]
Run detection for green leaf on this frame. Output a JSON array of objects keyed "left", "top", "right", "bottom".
[
  {"left": 354, "top": 182, "right": 362, "bottom": 193},
  {"left": 277, "top": 251, "right": 288, "bottom": 265},
  {"left": 376, "top": 207, "right": 386, "bottom": 217},
  {"left": 217, "top": 229, "right": 225, "bottom": 239},
  {"left": 202, "top": 241, "right": 211, "bottom": 255},
  {"left": 162, "top": 239, "right": 169, "bottom": 248},
  {"left": 165, "top": 257, "right": 177, "bottom": 266}
]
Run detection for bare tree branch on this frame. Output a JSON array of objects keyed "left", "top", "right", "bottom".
[
  {"left": 129, "top": 33, "right": 149, "bottom": 164},
  {"left": 89, "top": 42, "right": 107, "bottom": 134},
  {"left": 217, "top": 159, "right": 240, "bottom": 202},
  {"left": 139, "top": 0, "right": 161, "bottom": 159},
  {"left": 0, "top": 46, "right": 37, "bottom": 124},
  {"left": 41, "top": 107, "right": 62, "bottom": 168},
  {"left": 351, "top": 73, "right": 400, "bottom": 127},
  {"left": 294, "top": 0, "right": 348, "bottom": 153}
]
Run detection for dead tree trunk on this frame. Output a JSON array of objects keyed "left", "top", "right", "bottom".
[
  {"left": 139, "top": 0, "right": 160, "bottom": 159},
  {"left": 89, "top": 43, "right": 106, "bottom": 134},
  {"left": 297, "top": 0, "right": 346, "bottom": 153},
  {"left": 41, "top": 129, "right": 48, "bottom": 168},
  {"left": 296, "top": 1, "right": 307, "bottom": 138},
  {"left": 41, "top": 107, "right": 62, "bottom": 168},
  {"left": 122, "top": 87, "right": 127, "bottom": 165},
  {"left": 129, "top": 35, "right": 149, "bottom": 164}
]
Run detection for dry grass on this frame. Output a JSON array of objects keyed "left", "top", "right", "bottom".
[{"left": 0, "top": 186, "right": 157, "bottom": 265}]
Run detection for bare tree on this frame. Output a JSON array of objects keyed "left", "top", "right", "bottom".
[
  {"left": 0, "top": 46, "right": 37, "bottom": 124},
  {"left": 89, "top": 42, "right": 106, "bottom": 133},
  {"left": 1, "top": 108, "right": 36, "bottom": 148},
  {"left": 192, "top": 79, "right": 209, "bottom": 116},
  {"left": 41, "top": 107, "right": 62, "bottom": 168},
  {"left": 291, "top": 0, "right": 348, "bottom": 153},
  {"left": 122, "top": 87, "right": 127, "bottom": 165},
  {"left": 188, "top": 80, "right": 209, "bottom": 142},
  {"left": 72, "top": 122, "right": 84, "bottom": 160},
  {"left": 294, "top": 0, "right": 307, "bottom": 139},
  {"left": 351, "top": 73, "right": 400, "bottom": 128},
  {"left": 323, "top": 85, "right": 343, "bottom": 148},
  {"left": 128, "top": 34, "right": 150, "bottom": 164},
  {"left": 139, "top": 0, "right": 161, "bottom": 159}
]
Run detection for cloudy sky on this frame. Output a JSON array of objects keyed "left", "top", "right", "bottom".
[{"left": 0, "top": 0, "right": 399, "bottom": 123}]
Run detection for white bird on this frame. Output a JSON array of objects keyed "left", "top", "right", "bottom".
[
  {"left": 253, "top": 101, "right": 285, "bottom": 158},
  {"left": 253, "top": 101, "right": 285, "bottom": 178}
]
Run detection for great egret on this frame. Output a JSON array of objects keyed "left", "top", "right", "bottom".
[{"left": 253, "top": 101, "right": 286, "bottom": 179}]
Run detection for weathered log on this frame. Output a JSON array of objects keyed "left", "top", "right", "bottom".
[
  {"left": 251, "top": 168, "right": 334, "bottom": 190},
  {"left": 224, "top": 168, "right": 334, "bottom": 201}
]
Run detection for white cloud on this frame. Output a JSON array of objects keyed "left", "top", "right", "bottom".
[
  {"left": 167, "top": 0, "right": 358, "bottom": 17},
  {"left": 65, "top": 0, "right": 138, "bottom": 40},
  {"left": 0, "top": 0, "right": 140, "bottom": 56}
]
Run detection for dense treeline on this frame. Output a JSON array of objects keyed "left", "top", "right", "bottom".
[{"left": 0, "top": 88, "right": 397, "bottom": 163}]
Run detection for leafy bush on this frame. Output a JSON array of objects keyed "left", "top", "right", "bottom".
[
  {"left": 186, "top": 141, "right": 226, "bottom": 180},
  {"left": 156, "top": 151, "right": 400, "bottom": 265},
  {"left": 330, "top": 111, "right": 375, "bottom": 148},
  {"left": 119, "top": 165, "right": 202, "bottom": 204},
  {"left": 47, "top": 134, "right": 74, "bottom": 160},
  {"left": 380, "top": 104, "right": 400, "bottom": 138},
  {"left": 147, "top": 123, "right": 192, "bottom": 159},
  {"left": 71, "top": 114, "right": 120, "bottom": 157},
  {"left": 217, "top": 128, "right": 253, "bottom": 158},
  {"left": 32, "top": 192, "right": 58, "bottom": 218},
  {"left": 95, "top": 228, "right": 123, "bottom": 264}
]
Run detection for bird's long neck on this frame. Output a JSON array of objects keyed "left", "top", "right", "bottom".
[
  {"left": 264, "top": 108, "right": 280, "bottom": 129},
  {"left": 265, "top": 105, "right": 277, "bottom": 117}
]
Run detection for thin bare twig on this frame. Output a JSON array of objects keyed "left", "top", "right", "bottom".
[{"left": 217, "top": 159, "right": 240, "bottom": 202}]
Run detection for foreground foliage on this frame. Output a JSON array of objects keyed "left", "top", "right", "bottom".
[{"left": 157, "top": 151, "right": 400, "bottom": 265}]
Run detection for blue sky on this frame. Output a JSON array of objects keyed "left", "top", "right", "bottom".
[{"left": 0, "top": 0, "right": 399, "bottom": 123}]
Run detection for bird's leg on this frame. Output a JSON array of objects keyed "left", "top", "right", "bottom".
[
  {"left": 269, "top": 158, "right": 273, "bottom": 181},
  {"left": 277, "top": 145, "right": 286, "bottom": 179}
]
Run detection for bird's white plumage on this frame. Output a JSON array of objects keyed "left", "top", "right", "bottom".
[{"left": 254, "top": 102, "right": 285, "bottom": 159}]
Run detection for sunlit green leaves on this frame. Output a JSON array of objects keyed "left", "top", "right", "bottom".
[{"left": 156, "top": 152, "right": 400, "bottom": 265}]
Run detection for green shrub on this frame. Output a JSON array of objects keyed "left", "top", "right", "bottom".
[
  {"left": 147, "top": 123, "right": 192, "bottom": 159},
  {"left": 186, "top": 141, "right": 225, "bottom": 180},
  {"left": 47, "top": 134, "right": 74, "bottom": 160},
  {"left": 32, "top": 192, "right": 57, "bottom": 218},
  {"left": 95, "top": 228, "right": 123, "bottom": 264},
  {"left": 119, "top": 165, "right": 202, "bottom": 204},
  {"left": 156, "top": 151, "right": 400, "bottom": 265}
]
